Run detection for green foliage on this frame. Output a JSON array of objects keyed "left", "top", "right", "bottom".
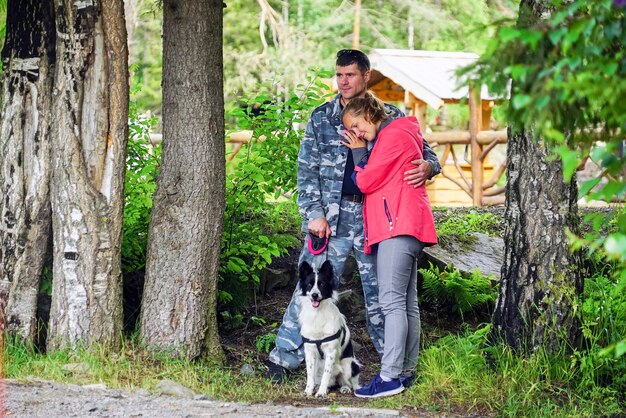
[
  {"left": 221, "top": 0, "right": 517, "bottom": 106},
  {"left": 576, "top": 262, "right": 626, "bottom": 390},
  {"left": 366, "top": 324, "right": 624, "bottom": 416},
  {"left": 128, "top": 1, "right": 163, "bottom": 115},
  {"left": 121, "top": 102, "right": 160, "bottom": 273},
  {"left": 255, "top": 332, "right": 277, "bottom": 354},
  {"left": 219, "top": 69, "right": 333, "bottom": 311},
  {"left": 470, "top": 0, "right": 626, "bottom": 188},
  {"left": 39, "top": 266, "right": 53, "bottom": 296},
  {"left": 435, "top": 209, "right": 503, "bottom": 238},
  {"left": 466, "top": 0, "right": 626, "bottom": 358},
  {"left": 419, "top": 262, "right": 498, "bottom": 317}
]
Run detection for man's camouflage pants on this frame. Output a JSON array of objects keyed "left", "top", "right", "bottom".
[{"left": 268, "top": 199, "right": 384, "bottom": 371}]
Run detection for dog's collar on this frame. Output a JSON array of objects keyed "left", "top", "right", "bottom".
[{"left": 302, "top": 326, "right": 346, "bottom": 359}]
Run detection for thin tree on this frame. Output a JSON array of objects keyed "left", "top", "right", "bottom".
[
  {"left": 491, "top": 0, "right": 583, "bottom": 353},
  {"left": 140, "top": 0, "right": 225, "bottom": 360},
  {"left": 0, "top": 0, "right": 55, "bottom": 342},
  {"left": 47, "top": 0, "right": 129, "bottom": 350}
]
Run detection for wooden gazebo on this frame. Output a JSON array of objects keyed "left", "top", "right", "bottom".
[{"left": 365, "top": 49, "right": 508, "bottom": 206}]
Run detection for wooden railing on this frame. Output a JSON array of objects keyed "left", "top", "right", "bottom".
[
  {"left": 424, "top": 129, "right": 508, "bottom": 206},
  {"left": 149, "top": 99, "right": 509, "bottom": 207}
]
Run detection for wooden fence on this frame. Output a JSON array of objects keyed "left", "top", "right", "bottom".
[{"left": 149, "top": 90, "right": 509, "bottom": 208}]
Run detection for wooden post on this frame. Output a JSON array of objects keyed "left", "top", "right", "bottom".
[
  {"left": 482, "top": 100, "right": 494, "bottom": 130},
  {"left": 352, "top": 0, "right": 361, "bottom": 49},
  {"left": 414, "top": 100, "right": 427, "bottom": 130},
  {"left": 469, "top": 83, "right": 483, "bottom": 206}
]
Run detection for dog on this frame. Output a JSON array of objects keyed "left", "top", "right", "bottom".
[{"left": 297, "top": 260, "right": 361, "bottom": 398}]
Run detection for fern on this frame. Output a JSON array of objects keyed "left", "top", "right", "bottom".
[
  {"left": 255, "top": 333, "right": 277, "bottom": 353},
  {"left": 419, "top": 263, "right": 497, "bottom": 317},
  {"left": 419, "top": 263, "right": 444, "bottom": 305}
]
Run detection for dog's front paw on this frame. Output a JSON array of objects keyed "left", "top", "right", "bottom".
[
  {"left": 302, "top": 386, "right": 315, "bottom": 397},
  {"left": 339, "top": 385, "right": 352, "bottom": 394},
  {"left": 314, "top": 391, "right": 329, "bottom": 399}
]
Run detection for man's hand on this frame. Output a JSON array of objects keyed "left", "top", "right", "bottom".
[
  {"left": 403, "top": 159, "right": 432, "bottom": 188},
  {"left": 308, "top": 217, "right": 331, "bottom": 238}
]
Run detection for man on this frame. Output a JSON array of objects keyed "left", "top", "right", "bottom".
[{"left": 266, "top": 49, "right": 441, "bottom": 382}]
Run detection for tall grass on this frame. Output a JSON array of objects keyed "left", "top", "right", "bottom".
[
  {"left": 3, "top": 335, "right": 300, "bottom": 402},
  {"left": 370, "top": 326, "right": 624, "bottom": 417}
]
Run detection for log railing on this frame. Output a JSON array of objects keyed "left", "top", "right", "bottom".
[
  {"left": 424, "top": 128, "right": 508, "bottom": 206},
  {"left": 148, "top": 91, "right": 509, "bottom": 207}
]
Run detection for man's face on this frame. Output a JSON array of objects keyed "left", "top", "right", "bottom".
[{"left": 336, "top": 63, "right": 370, "bottom": 101}]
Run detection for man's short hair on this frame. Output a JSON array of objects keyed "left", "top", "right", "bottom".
[{"left": 336, "top": 49, "right": 370, "bottom": 73}]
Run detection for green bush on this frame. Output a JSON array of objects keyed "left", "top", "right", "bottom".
[
  {"left": 255, "top": 332, "right": 277, "bottom": 354},
  {"left": 119, "top": 72, "right": 331, "bottom": 316},
  {"left": 575, "top": 261, "right": 626, "bottom": 393},
  {"left": 121, "top": 102, "right": 160, "bottom": 273},
  {"left": 218, "top": 69, "right": 333, "bottom": 313}
]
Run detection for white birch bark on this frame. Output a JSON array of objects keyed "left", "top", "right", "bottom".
[
  {"left": 0, "top": 0, "right": 55, "bottom": 342},
  {"left": 47, "top": 0, "right": 128, "bottom": 350}
]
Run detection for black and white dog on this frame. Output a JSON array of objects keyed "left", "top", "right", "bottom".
[{"left": 297, "top": 260, "right": 361, "bottom": 398}]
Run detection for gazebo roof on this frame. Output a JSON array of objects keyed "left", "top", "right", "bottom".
[{"left": 367, "top": 49, "right": 497, "bottom": 109}]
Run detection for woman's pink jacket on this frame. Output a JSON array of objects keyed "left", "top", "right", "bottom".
[{"left": 354, "top": 116, "right": 437, "bottom": 253}]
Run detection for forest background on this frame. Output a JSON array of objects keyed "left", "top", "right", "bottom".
[{"left": 130, "top": 0, "right": 516, "bottom": 126}]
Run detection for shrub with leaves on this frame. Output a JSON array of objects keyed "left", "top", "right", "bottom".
[
  {"left": 575, "top": 261, "right": 626, "bottom": 392},
  {"left": 419, "top": 262, "right": 498, "bottom": 318},
  {"left": 122, "top": 103, "right": 160, "bottom": 273},
  {"left": 219, "top": 69, "right": 333, "bottom": 311}
]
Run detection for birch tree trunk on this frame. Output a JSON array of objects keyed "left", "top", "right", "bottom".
[
  {"left": 491, "top": 0, "right": 583, "bottom": 353},
  {"left": 0, "top": 0, "right": 55, "bottom": 342},
  {"left": 47, "top": 0, "right": 128, "bottom": 350},
  {"left": 140, "top": 0, "right": 225, "bottom": 360}
]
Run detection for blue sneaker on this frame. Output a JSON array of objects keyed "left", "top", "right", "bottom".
[{"left": 354, "top": 374, "right": 404, "bottom": 398}]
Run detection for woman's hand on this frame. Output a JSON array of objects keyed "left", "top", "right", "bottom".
[{"left": 341, "top": 129, "right": 366, "bottom": 149}]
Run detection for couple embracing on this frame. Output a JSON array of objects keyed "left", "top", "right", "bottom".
[{"left": 266, "top": 49, "right": 439, "bottom": 398}]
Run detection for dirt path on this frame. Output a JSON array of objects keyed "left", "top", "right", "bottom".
[{"left": 2, "top": 379, "right": 487, "bottom": 418}]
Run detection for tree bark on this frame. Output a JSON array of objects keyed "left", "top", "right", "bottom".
[
  {"left": 140, "top": 0, "right": 225, "bottom": 360},
  {"left": 491, "top": 0, "right": 583, "bottom": 353},
  {"left": 0, "top": 0, "right": 56, "bottom": 342},
  {"left": 47, "top": 0, "right": 128, "bottom": 350}
]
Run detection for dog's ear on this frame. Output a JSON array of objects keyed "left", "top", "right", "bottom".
[
  {"left": 319, "top": 260, "right": 334, "bottom": 278},
  {"left": 299, "top": 261, "right": 313, "bottom": 279}
]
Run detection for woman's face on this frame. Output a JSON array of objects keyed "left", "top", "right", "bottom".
[{"left": 342, "top": 113, "right": 378, "bottom": 142}]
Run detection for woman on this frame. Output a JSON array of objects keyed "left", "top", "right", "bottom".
[{"left": 341, "top": 93, "right": 437, "bottom": 398}]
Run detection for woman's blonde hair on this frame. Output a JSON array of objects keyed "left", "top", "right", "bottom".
[{"left": 342, "top": 91, "right": 388, "bottom": 124}]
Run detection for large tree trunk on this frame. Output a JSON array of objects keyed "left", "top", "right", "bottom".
[
  {"left": 0, "top": 0, "right": 55, "bottom": 342},
  {"left": 140, "top": 0, "right": 225, "bottom": 360},
  {"left": 47, "top": 0, "right": 128, "bottom": 350},
  {"left": 491, "top": 0, "right": 583, "bottom": 353}
]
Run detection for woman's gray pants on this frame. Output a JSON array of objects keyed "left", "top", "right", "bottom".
[{"left": 377, "top": 235, "right": 425, "bottom": 379}]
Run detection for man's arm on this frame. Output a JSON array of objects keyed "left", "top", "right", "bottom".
[
  {"left": 383, "top": 103, "right": 441, "bottom": 187},
  {"left": 404, "top": 137, "right": 441, "bottom": 188},
  {"left": 297, "top": 113, "right": 330, "bottom": 238},
  {"left": 422, "top": 140, "right": 442, "bottom": 178}
]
